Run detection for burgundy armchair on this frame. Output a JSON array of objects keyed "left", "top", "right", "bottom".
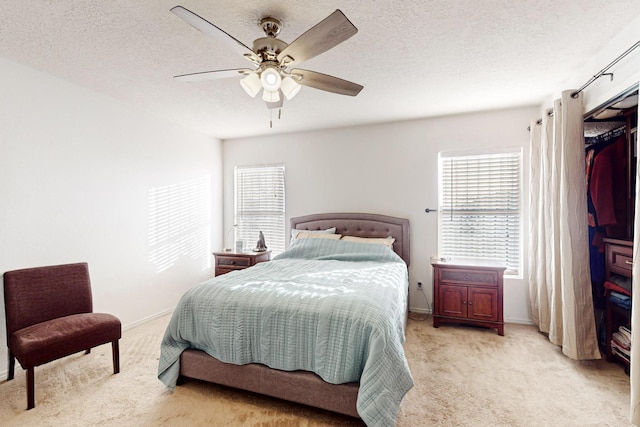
[{"left": 3, "top": 262, "right": 121, "bottom": 409}]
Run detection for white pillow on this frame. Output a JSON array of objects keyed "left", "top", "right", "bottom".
[
  {"left": 294, "top": 232, "right": 342, "bottom": 240},
  {"left": 290, "top": 227, "right": 337, "bottom": 241},
  {"left": 341, "top": 236, "right": 396, "bottom": 248}
]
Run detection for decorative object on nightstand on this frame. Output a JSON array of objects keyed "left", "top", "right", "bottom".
[
  {"left": 255, "top": 231, "right": 268, "bottom": 252},
  {"left": 213, "top": 250, "right": 271, "bottom": 276},
  {"left": 432, "top": 258, "right": 506, "bottom": 336}
]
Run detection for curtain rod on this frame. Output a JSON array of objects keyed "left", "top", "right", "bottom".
[
  {"left": 528, "top": 40, "right": 640, "bottom": 131},
  {"left": 571, "top": 40, "right": 640, "bottom": 98},
  {"left": 527, "top": 110, "right": 553, "bottom": 131}
]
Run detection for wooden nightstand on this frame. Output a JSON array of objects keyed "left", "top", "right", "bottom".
[
  {"left": 432, "top": 259, "right": 506, "bottom": 335},
  {"left": 213, "top": 250, "right": 271, "bottom": 276}
]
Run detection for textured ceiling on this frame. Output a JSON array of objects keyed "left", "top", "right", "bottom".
[{"left": 1, "top": 1, "right": 639, "bottom": 140}]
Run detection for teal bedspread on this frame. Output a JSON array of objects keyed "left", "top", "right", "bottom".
[{"left": 158, "top": 238, "right": 414, "bottom": 426}]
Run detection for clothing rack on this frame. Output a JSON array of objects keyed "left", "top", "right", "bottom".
[{"left": 585, "top": 125, "right": 626, "bottom": 146}]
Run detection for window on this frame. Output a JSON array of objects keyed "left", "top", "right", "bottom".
[
  {"left": 438, "top": 150, "right": 522, "bottom": 275},
  {"left": 235, "top": 164, "right": 285, "bottom": 256}
]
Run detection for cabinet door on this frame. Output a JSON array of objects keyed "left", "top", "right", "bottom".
[
  {"left": 438, "top": 285, "right": 467, "bottom": 318},
  {"left": 467, "top": 287, "right": 498, "bottom": 322}
]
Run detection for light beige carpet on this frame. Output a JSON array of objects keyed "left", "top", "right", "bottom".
[{"left": 0, "top": 313, "right": 632, "bottom": 426}]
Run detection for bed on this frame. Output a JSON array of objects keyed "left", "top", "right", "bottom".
[{"left": 158, "top": 213, "right": 413, "bottom": 426}]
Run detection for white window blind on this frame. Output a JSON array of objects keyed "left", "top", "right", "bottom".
[
  {"left": 438, "top": 151, "right": 521, "bottom": 275},
  {"left": 235, "top": 164, "right": 285, "bottom": 256}
]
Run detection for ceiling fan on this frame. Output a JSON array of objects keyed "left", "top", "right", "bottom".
[{"left": 170, "top": 6, "right": 364, "bottom": 110}]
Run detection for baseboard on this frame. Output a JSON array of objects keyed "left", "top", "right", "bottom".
[
  {"left": 504, "top": 317, "right": 534, "bottom": 325},
  {"left": 121, "top": 309, "right": 525, "bottom": 332},
  {"left": 0, "top": 307, "right": 532, "bottom": 381},
  {"left": 122, "top": 307, "right": 175, "bottom": 332},
  {"left": 409, "top": 308, "right": 533, "bottom": 326}
]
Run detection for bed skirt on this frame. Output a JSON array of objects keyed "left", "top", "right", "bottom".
[{"left": 179, "top": 349, "right": 360, "bottom": 418}]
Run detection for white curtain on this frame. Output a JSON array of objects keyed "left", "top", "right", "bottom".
[
  {"left": 528, "top": 89, "right": 601, "bottom": 360},
  {"left": 630, "top": 103, "right": 640, "bottom": 425}
]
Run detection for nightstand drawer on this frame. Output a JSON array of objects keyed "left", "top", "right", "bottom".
[
  {"left": 212, "top": 250, "right": 271, "bottom": 277},
  {"left": 439, "top": 269, "right": 498, "bottom": 286},
  {"left": 216, "top": 256, "right": 251, "bottom": 267}
]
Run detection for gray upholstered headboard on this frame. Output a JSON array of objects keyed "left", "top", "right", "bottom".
[{"left": 290, "top": 213, "right": 410, "bottom": 266}]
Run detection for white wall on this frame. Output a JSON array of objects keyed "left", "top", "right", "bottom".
[
  {"left": 0, "top": 57, "right": 223, "bottom": 376},
  {"left": 223, "top": 106, "right": 537, "bottom": 324}
]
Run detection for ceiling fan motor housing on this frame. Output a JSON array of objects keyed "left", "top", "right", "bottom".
[
  {"left": 260, "top": 17, "right": 282, "bottom": 37},
  {"left": 253, "top": 37, "right": 288, "bottom": 62}
]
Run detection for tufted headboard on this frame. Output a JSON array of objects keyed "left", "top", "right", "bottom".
[{"left": 290, "top": 213, "right": 410, "bottom": 266}]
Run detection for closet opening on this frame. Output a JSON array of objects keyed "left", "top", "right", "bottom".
[{"left": 584, "top": 85, "right": 638, "bottom": 371}]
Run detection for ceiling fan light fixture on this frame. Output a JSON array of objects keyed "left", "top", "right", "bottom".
[
  {"left": 281, "top": 76, "right": 301, "bottom": 100},
  {"left": 262, "top": 89, "right": 281, "bottom": 103},
  {"left": 260, "top": 67, "right": 282, "bottom": 91},
  {"left": 240, "top": 73, "right": 262, "bottom": 97}
]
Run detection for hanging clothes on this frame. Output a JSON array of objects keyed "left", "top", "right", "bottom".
[
  {"left": 585, "top": 132, "right": 628, "bottom": 309},
  {"left": 589, "top": 134, "right": 628, "bottom": 237}
]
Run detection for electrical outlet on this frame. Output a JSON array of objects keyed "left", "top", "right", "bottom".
[{"left": 417, "top": 282, "right": 422, "bottom": 289}]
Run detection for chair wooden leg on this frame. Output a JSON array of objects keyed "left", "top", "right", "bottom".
[
  {"left": 26, "top": 367, "right": 35, "bottom": 410},
  {"left": 112, "top": 340, "right": 120, "bottom": 374},
  {"left": 8, "top": 349, "right": 15, "bottom": 381}
]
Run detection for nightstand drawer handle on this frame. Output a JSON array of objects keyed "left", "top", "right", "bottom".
[
  {"left": 464, "top": 274, "right": 470, "bottom": 280},
  {"left": 217, "top": 257, "right": 250, "bottom": 267},
  {"left": 625, "top": 260, "right": 633, "bottom": 265}
]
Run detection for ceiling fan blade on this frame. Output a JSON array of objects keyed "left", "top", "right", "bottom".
[
  {"left": 277, "top": 10, "right": 357, "bottom": 67},
  {"left": 291, "top": 69, "right": 363, "bottom": 96},
  {"left": 174, "top": 68, "right": 252, "bottom": 82},
  {"left": 170, "top": 6, "right": 259, "bottom": 63}
]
